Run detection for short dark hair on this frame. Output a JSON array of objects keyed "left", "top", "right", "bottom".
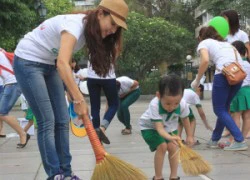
[
  {"left": 221, "top": 10, "right": 239, "bottom": 35},
  {"left": 158, "top": 75, "right": 184, "bottom": 97},
  {"left": 232, "top": 40, "right": 247, "bottom": 57},
  {"left": 199, "top": 84, "right": 204, "bottom": 92},
  {"left": 199, "top": 26, "right": 224, "bottom": 42}
]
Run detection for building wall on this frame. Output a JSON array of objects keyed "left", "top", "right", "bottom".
[{"left": 74, "top": 0, "right": 95, "bottom": 10}]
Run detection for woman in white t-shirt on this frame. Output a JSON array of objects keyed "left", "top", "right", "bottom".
[
  {"left": 191, "top": 26, "right": 248, "bottom": 151},
  {"left": 221, "top": 10, "right": 250, "bottom": 60},
  {"left": 13, "top": 0, "right": 129, "bottom": 179}
]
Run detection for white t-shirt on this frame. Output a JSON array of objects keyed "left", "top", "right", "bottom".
[
  {"left": 87, "top": 61, "right": 116, "bottom": 79},
  {"left": 0, "top": 51, "right": 17, "bottom": 85},
  {"left": 0, "top": 77, "right": 3, "bottom": 86},
  {"left": 241, "top": 58, "right": 250, "bottom": 87},
  {"left": 183, "top": 89, "right": 201, "bottom": 107},
  {"left": 20, "top": 94, "right": 28, "bottom": 110},
  {"left": 116, "top": 76, "right": 139, "bottom": 96},
  {"left": 226, "top": 30, "right": 249, "bottom": 44},
  {"left": 15, "top": 14, "right": 86, "bottom": 65},
  {"left": 139, "top": 97, "right": 189, "bottom": 133},
  {"left": 197, "top": 39, "right": 245, "bottom": 74}
]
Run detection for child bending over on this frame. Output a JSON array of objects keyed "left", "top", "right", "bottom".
[
  {"left": 139, "top": 75, "right": 194, "bottom": 180},
  {"left": 178, "top": 86, "right": 213, "bottom": 145}
]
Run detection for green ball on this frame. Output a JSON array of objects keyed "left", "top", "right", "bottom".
[{"left": 208, "top": 16, "right": 229, "bottom": 39}]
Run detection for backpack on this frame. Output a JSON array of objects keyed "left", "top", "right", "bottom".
[{"left": 0, "top": 49, "right": 14, "bottom": 74}]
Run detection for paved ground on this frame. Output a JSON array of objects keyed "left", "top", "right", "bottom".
[{"left": 0, "top": 95, "right": 250, "bottom": 180}]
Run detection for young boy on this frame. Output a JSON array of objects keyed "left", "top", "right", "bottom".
[
  {"left": 178, "top": 86, "right": 213, "bottom": 145},
  {"left": 139, "top": 75, "right": 194, "bottom": 180}
]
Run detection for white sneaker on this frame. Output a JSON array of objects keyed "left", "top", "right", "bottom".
[
  {"left": 54, "top": 174, "right": 64, "bottom": 180},
  {"left": 224, "top": 141, "right": 248, "bottom": 151},
  {"left": 207, "top": 139, "right": 218, "bottom": 148}
]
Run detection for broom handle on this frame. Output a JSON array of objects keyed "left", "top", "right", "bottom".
[{"left": 81, "top": 115, "right": 106, "bottom": 163}]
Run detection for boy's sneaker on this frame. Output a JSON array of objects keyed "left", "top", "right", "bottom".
[
  {"left": 207, "top": 139, "right": 218, "bottom": 148},
  {"left": 54, "top": 174, "right": 64, "bottom": 180},
  {"left": 224, "top": 141, "right": 248, "bottom": 151}
]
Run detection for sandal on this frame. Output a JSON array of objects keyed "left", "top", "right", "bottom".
[
  {"left": 169, "top": 177, "right": 180, "bottom": 180},
  {"left": 95, "top": 128, "right": 110, "bottom": 144},
  {"left": 121, "top": 129, "right": 132, "bottom": 135},
  {"left": 152, "top": 176, "right": 164, "bottom": 180},
  {"left": 0, "top": 134, "right": 6, "bottom": 138},
  {"left": 17, "top": 134, "right": 30, "bottom": 148}
]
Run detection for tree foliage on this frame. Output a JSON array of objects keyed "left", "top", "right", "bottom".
[
  {"left": 117, "top": 12, "right": 195, "bottom": 79},
  {"left": 0, "top": 0, "right": 37, "bottom": 51},
  {"left": 199, "top": 0, "right": 250, "bottom": 18},
  {"left": 44, "top": 0, "right": 74, "bottom": 18},
  {"left": 126, "top": 0, "right": 200, "bottom": 34}
]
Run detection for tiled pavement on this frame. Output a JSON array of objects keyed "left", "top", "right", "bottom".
[{"left": 1, "top": 96, "right": 250, "bottom": 180}]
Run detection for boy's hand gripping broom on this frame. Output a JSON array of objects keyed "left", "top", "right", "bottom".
[
  {"left": 177, "top": 140, "right": 212, "bottom": 176},
  {"left": 82, "top": 114, "right": 147, "bottom": 180}
]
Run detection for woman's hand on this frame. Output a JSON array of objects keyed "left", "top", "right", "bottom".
[
  {"left": 73, "top": 99, "right": 88, "bottom": 117},
  {"left": 191, "top": 78, "right": 200, "bottom": 89}
]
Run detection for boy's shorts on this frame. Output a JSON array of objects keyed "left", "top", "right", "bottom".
[
  {"left": 141, "top": 129, "right": 178, "bottom": 152},
  {"left": 25, "top": 108, "right": 35, "bottom": 121},
  {"left": 178, "top": 108, "right": 195, "bottom": 125}
]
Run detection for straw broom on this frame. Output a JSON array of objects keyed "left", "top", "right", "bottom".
[
  {"left": 82, "top": 115, "right": 147, "bottom": 180},
  {"left": 177, "top": 140, "right": 212, "bottom": 176}
]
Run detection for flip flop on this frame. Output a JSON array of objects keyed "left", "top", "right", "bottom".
[{"left": 121, "top": 129, "right": 132, "bottom": 135}]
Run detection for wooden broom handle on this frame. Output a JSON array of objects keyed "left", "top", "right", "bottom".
[{"left": 82, "top": 115, "right": 106, "bottom": 163}]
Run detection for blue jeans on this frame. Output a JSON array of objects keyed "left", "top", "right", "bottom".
[
  {"left": 0, "top": 85, "right": 4, "bottom": 99},
  {"left": 212, "top": 74, "right": 244, "bottom": 142},
  {"left": 13, "top": 56, "right": 72, "bottom": 179},
  {"left": 0, "top": 83, "right": 21, "bottom": 115},
  {"left": 87, "top": 78, "right": 119, "bottom": 129}
]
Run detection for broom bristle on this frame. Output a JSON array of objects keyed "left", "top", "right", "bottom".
[
  {"left": 91, "top": 153, "right": 147, "bottom": 180},
  {"left": 179, "top": 144, "right": 211, "bottom": 176}
]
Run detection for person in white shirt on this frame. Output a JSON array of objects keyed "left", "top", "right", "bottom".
[
  {"left": 191, "top": 25, "right": 248, "bottom": 151},
  {"left": 139, "top": 75, "right": 194, "bottom": 180},
  {"left": 178, "top": 87, "right": 213, "bottom": 144},
  {"left": 116, "top": 76, "right": 140, "bottom": 135},
  {"left": 229, "top": 41, "right": 250, "bottom": 140},
  {"left": 221, "top": 10, "right": 250, "bottom": 61},
  {"left": 0, "top": 77, "right": 4, "bottom": 137},
  {"left": 0, "top": 50, "right": 29, "bottom": 146},
  {"left": 13, "top": 0, "right": 129, "bottom": 179}
]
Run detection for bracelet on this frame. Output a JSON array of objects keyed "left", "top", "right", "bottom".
[{"left": 73, "top": 99, "right": 84, "bottom": 104}]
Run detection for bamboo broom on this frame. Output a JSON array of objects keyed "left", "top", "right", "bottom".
[
  {"left": 177, "top": 140, "right": 212, "bottom": 176},
  {"left": 82, "top": 115, "right": 147, "bottom": 180}
]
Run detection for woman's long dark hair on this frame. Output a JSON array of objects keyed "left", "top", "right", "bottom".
[
  {"left": 199, "top": 26, "right": 224, "bottom": 42},
  {"left": 221, "top": 10, "right": 240, "bottom": 35},
  {"left": 76, "top": 9, "right": 123, "bottom": 77}
]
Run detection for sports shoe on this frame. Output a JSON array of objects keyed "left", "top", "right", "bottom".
[
  {"left": 207, "top": 139, "right": 218, "bottom": 148},
  {"left": 64, "top": 175, "right": 82, "bottom": 180},
  {"left": 54, "top": 174, "right": 64, "bottom": 180},
  {"left": 224, "top": 141, "right": 248, "bottom": 151}
]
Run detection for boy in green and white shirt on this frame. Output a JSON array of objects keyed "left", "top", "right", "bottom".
[
  {"left": 178, "top": 88, "right": 213, "bottom": 144},
  {"left": 139, "top": 75, "right": 194, "bottom": 180}
]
